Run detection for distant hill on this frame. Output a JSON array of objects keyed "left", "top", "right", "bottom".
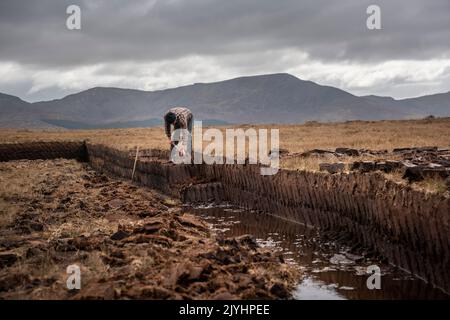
[
  {"left": 0, "top": 93, "right": 56, "bottom": 128},
  {"left": 41, "top": 118, "right": 230, "bottom": 129},
  {"left": 1, "top": 73, "right": 449, "bottom": 129},
  {"left": 399, "top": 92, "right": 450, "bottom": 117}
]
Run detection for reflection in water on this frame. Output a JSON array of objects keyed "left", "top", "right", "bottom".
[
  {"left": 294, "top": 277, "right": 345, "bottom": 300},
  {"left": 187, "top": 205, "right": 449, "bottom": 300}
]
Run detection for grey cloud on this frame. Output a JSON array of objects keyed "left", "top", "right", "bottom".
[
  {"left": 1, "top": 0, "right": 450, "bottom": 68},
  {"left": 1, "top": 0, "right": 450, "bottom": 102}
]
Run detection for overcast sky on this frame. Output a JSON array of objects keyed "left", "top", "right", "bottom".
[{"left": 1, "top": 0, "right": 450, "bottom": 102}]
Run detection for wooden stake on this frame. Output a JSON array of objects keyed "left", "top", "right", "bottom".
[{"left": 131, "top": 146, "right": 139, "bottom": 181}]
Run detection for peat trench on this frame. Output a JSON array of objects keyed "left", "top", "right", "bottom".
[
  {"left": 186, "top": 205, "right": 448, "bottom": 299},
  {"left": 1, "top": 141, "right": 449, "bottom": 298}
]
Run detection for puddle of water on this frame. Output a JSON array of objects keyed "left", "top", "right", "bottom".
[{"left": 187, "top": 205, "right": 449, "bottom": 300}]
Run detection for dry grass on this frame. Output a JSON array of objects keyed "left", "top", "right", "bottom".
[
  {"left": 275, "top": 117, "right": 450, "bottom": 153},
  {"left": 0, "top": 118, "right": 449, "bottom": 194},
  {"left": 0, "top": 127, "right": 168, "bottom": 151},
  {"left": 382, "top": 170, "right": 407, "bottom": 185},
  {"left": 1, "top": 117, "right": 449, "bottom": 153},
  {"left": 412, "top": 178, "right": 449, "bottom": 194}
]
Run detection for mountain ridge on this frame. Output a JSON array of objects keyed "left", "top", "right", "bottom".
[{"left": 1, "top": 73, "right": 449, "bottom": 129}]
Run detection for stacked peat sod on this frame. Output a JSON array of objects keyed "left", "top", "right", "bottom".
[
  {"left": 0, "top": 141, "right": 88, "bottom": 162},
  {"left": 351, "top": 147, "right": 450, "bottom": 182},
  {"left": 313, "top": 147, "right": 450, "bottom": 187}
]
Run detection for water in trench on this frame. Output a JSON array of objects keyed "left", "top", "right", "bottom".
[{"left": 185, "top": 204, "right": 449, "bottom": 300}]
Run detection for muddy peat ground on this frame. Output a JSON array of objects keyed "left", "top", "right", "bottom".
[{"left": 0, "top": 159, "right": 298, "bottom": 299}]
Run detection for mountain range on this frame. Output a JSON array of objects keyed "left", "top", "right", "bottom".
[{"left": 1, "top": 73, "right": 449, "bottom": 129}]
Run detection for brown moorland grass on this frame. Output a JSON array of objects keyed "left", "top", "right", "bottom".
[
  {"left": 1, "top": 117, "right": 449, "bottom": 153},
  {"left": 2, "top": 117, "right": 448, "bottom": 194}
]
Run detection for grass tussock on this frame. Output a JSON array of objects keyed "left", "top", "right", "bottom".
[{"left": 412, "top": 178, "right": 449, "bottom": 195}]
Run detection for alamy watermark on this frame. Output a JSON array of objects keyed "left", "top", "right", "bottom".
[
  {"left": 66, "top": 4, "right": 382, "bottom": 31},
  {"left": 170, "top": 121, "right": 279, "bottom": 175},
  {"left": 66, "top": 264, "right": 81, "bottom": 290},
  {"left": 367, "top": 5, "right": 382, "bottom": 30},
  {"left": 366, "top": 265, "right": 381, "bottom": 289},
  {"left": 66, "top": 5, "right": 81, "bottom": 30}
]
